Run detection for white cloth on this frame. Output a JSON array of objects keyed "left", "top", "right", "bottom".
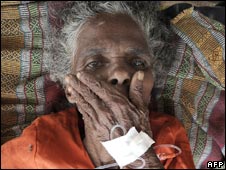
[{"left": 101, "top": 127, "right": 155, "bottom": 168}]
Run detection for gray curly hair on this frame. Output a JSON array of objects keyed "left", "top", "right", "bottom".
[{"left": 45, "top": 1, "right": 176, "bottom": 87}]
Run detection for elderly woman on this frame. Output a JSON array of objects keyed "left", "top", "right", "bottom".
[{"left": 1, "top": 2, "right": 195, "bottom": 169}]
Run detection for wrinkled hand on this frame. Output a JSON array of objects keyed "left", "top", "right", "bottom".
[
  {"left": 65, "top": 71, "right": 152, "bottom": 137},
  {"left": 64, "top": 71, "right": 161, "bottom": 168}
]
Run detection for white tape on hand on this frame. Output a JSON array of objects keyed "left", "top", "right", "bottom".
[{"left": 101, "top": 127, "right": 155, "bottom": 168}]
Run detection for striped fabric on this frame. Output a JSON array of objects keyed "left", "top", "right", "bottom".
[
  {"left": 152, "top": 7, "right": 225, "bottom": 169},
  {"left": 1, "top": 1, "right": 67, "bottom": 144},
  {"left": 1, "top": 2, "right": 225, "bottom": 169}
]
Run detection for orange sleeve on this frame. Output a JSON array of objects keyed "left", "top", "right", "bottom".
[
  {"left": 1, "top": 123, "right": 39, "bottom": 168},
  {"left": 1, "top": 108, "right": 94, "bottom": 169},
  {"left": 164, "top": 118, "right": 195, "bottom": 169},
  {"left": 150, "top": 112, "right": 195, "bottom": 169}
]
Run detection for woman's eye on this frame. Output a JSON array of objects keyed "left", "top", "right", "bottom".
[
  {"left": 86, "top": 61, "right": 102, "bottom": 70},
  {"left": 131, "top": 59, "right": 146, "bottom": 70}
]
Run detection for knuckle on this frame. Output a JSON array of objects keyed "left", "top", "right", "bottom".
[
  {"left": 64, "top": 76, "right": 70, "bottom": 84},
  {"left": 134, "top": 85, "right": 142, "bottom": 93},
  {"left": 68, "top": 97, "right": 76, "bottom": 104},
  {"left": 81, "top": 103, "right": 92, "bottom": 112},
  {"left": 94, "top": 81, "right": 102, "bottom": 91},
  {"left": 67, "top": 86, "right": 72, "bottom": 92},
  {"left": 68, "top": 74, "right": 74, "bottom": 79},
  {"left": 81, "top": 87, "right": 92, "bottom": 99}
]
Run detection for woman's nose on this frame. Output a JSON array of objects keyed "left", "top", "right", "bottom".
[{"left": 108, "top": 70, "right": 130, "bottom": 86}]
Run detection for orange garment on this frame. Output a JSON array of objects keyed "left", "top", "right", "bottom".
[{"left": 1, "top": 107, "right": 195, "bottom": 169}]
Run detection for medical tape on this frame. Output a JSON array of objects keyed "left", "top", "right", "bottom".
[{"left": 101, "top": 126, "right": 155, "bottom": 168}]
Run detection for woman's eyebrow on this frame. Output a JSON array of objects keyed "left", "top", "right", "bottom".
[
  {"left": 126, "top": 48, "right": 151, "bottom": 63},
  {"left": 77, "top": 48, "right": 106, "bottom": 64},
  {"left": 81, "top": 48, "right": 106, "bottom": 58},
  {"left": 126, "top": 48, "right": 149, "bottom": 56}
]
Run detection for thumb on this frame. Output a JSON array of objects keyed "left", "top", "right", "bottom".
[{"left": 129, "top": 71, "right": 145, "bottom": 109}]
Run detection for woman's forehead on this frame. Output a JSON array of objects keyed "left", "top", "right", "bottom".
[
  {"left": 79, "top": 13, "right": 145, "bottom": 38},
  {"left": 76, "top": 13, "right": 148, "bottom": 53}
]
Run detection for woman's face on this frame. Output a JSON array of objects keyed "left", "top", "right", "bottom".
[{"left": 72, "top": 13, "right": 154, "bottom": 102}]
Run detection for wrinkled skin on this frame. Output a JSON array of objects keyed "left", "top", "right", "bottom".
[{"left": 64, "top": 13, "right": 163, "bottom": 168}]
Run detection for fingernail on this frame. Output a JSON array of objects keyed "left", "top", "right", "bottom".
[
  {"left": 76, "top": 72, "right": 81, "bottom": 79},
  {"left": 64, "top": 77, "right": 69, "bottom": 83},
  {"left": 138, "top": 71, "right": 144, "bottom": 81},
  {"left": 68, "top": 87, "right": 72, "bottom": 93}
]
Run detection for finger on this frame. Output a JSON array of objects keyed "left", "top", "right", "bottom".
[
  {"left": 75, "top": 72, "right": 132, "bottom": 119},
  {"left": 65, "top": 84, "right": 79, "bottom": 103},
  {"left": 76, "top": 104, "right": 96, "bottom": 130},
  {"left": 76, "top": 71, "right": 128, "bottom": 106},
  {"left": 65, "top": 74, "right": 113, "bottom": 116},
  {"left": 65, "top": 83, "right": 99, "bottom": 124},
  {"left": 77, "top": 99, "right": 99, "bottom": 125},
  {"left": 66, "top": 74, "right": 118, "bottom": 127},
  {"left": 142, "top": 69, "right": 154, "bottom": 107},
  {"left": 129, "top": 71, "right": 145, "bottom": 109}
]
